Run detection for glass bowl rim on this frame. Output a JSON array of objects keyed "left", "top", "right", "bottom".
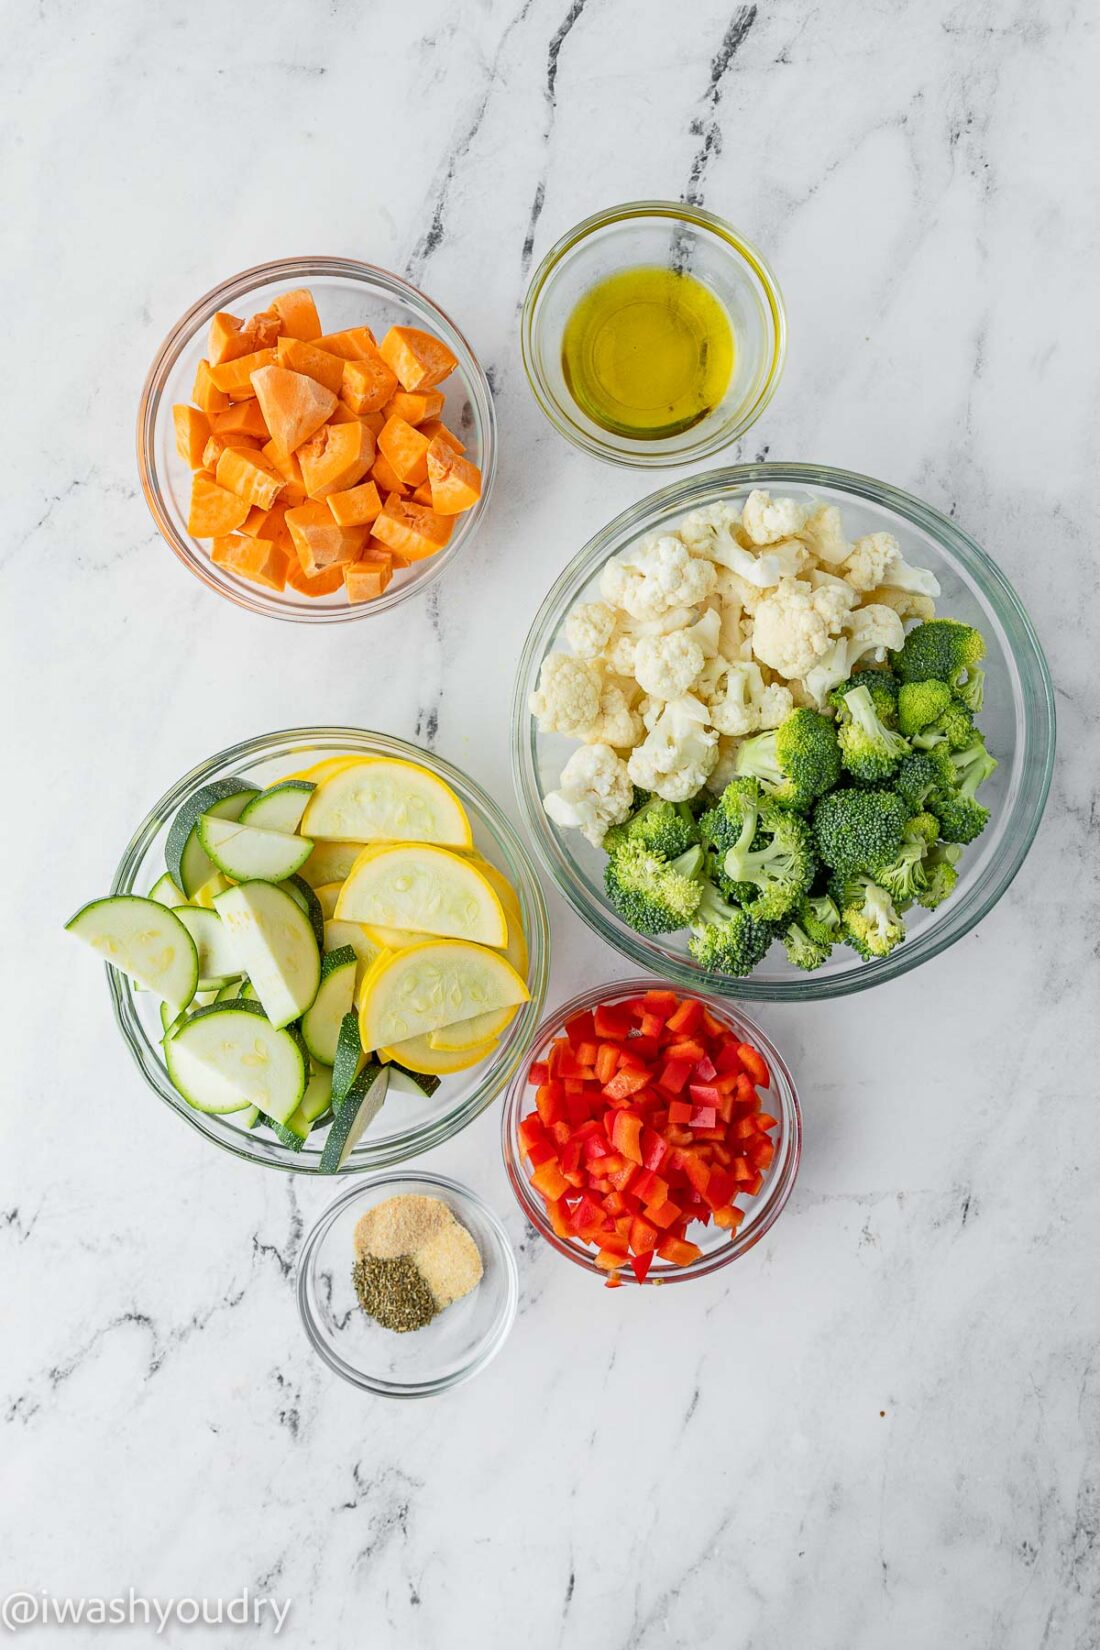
[
  {"left": 107, "top": 725, "right": 550, "bottom": 1171},
  {"left": 511, "top": 460, "right": 1057, "bottom": 1001},
  {"left": 295, "top": 1168, "right": 520, "bottom": 1397},
  {"left": 500, "top": 977, "right": 802, "bottom": 1284},
  {"left": 136, "top": 254, "right": 498, "bottom": 623},
  {"left": 520, "top": 199, "right": 787, "bottom": 469}
]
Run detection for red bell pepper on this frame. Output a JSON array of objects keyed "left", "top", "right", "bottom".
[
  {"left": 630, "top": 1250, "right": 654, "bottom": 1283},
  {"left": 602, "top": 1068, "right": 650, "bottom": 1101},
  {"left": 594, "top": 1002, "right": 633, "bottom": 1040},
  {"left": 565, "top": 1010, "right": 596, "bottom": 1048},
  {"left": 610, "top": 1110, "right": 644, "bottom": 1164},
  {"left": 530, "top": 1160, "right": 569, "bottom": 1201},
  {"left": 737, "top": 1043, "right": 771, "bottom": 1088},
  {"left": 527, "top": 1060, "right": 550, "bottom": 1086}
]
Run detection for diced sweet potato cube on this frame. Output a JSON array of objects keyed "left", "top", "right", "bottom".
[
  {"left": 215, "top": 446, "right": 284, "bottom": 510},
  {"left": 188, "top": 475, "right": 251, "bottom": 537},
  {"left": 361, "top": 410, "right": 386, "bottom": 438},
  {"left": 209, "top": 349, "right": 278, "bottom": 396},
  {"left": 341, "top": 350, "right": 399, "bottom": 415},
  {"left": 251, "top": 366, "right": 337, "bottom": 454},
  {"left": 285, "top": 500, "right": 367, "bottom": 575},
  {"left": 286, "top": 559, "right": 346, "bottom": 597},
  {"left": 382, "top": 388, "right": 446, "bottom": 426},
  {"left": 411, "top": 479, "right": 435, "bottom": 507},
  {"left": 207, "top": 311, "right": 246, "bottom": 366},
  {"left": 271, "top": 288, "right": 322, "bottom": 342},
  {"left": 242, "top": 502, "right": 290, "bottom": 547},
  {"left": 327, "top": 480, "right": 383, "bottom": 527},
  {"left": 211, "top": 533, "right": 290, "bottom": 591},
  {"left": 202, "top": 432, "right": 261, "bottom": 473},
  {"left": 343, "top": 551, "right": 393, "bottom": 604},
  {"left": 297, "top": 421, "right": 375, "bottom": 498},
  {"left": 419, "top": 419, "right": 464, "bottom": 454},
  {"left": 370, "top": 452, "right": 408, "bottom": 497},
  {"left": 274, "top": 336, "right": 346, "bottom": 396},
  {"left": 379, "top": 325, "right": 458, "bottom": 391},
  {"left": 193, "top": 359, "right": 230, "bottom": 418},
  {"left": 173, "top": 405, "right": 210, "bottom": 468},
  {"left": 371, "top": 494, "right": 454, "bottom": 561},
  {"left": 315, "top": 326, "right": 378, "bottom": 361},
  {"left": 261, "top": 439, "right": 307, "bottom": 505},
  {"left": 377, "top": 415, "right": 431, "bottom": 485},
  {"left": 211, "top": 400, "right": 270, "bottom": 440},
  {"left": 426, "top": 438, "right": 482, "bottom": 514}
]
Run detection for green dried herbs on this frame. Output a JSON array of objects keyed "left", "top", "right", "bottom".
[
  {"left": 352, "top": 1193, "right": 484, "bottom": 1335},
  {"left": 352, "top": 1253, "right": 437, "bottom": 1334}
]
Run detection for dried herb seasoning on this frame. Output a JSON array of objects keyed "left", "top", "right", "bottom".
[{"left": 352, "top": 1253, "right": 438, "bottom": 1334}]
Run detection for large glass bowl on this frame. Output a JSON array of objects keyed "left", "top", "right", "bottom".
[
  {"left": 108, "top": 728, "right": 549, "bottom": 1170},
  {"left": 501, "top": 982, "right": 801, "bottom": 1285},
  {"left": 137, "top": 256, "right": 496, "bottom": 622},
  {"left": 512, "top": 463, "right": 1055, "bottom": 1001}
]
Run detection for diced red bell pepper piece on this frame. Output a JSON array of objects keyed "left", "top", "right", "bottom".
[
  {"left": 561, "top": 1137, "right": 583, "bottom": 1176},
  {"left": 748, "top": 1139, "right": 776, "bottom": 1171},
  {"left": 535, "top": 1083, "right": 564, "bottom": 1125},
  {"left": 688, "top": 1105, "right": 717, "bottom": 1130},
  {"left": 527, "top": 1060, "right": 550, "bottom": 1086},
  {"left": 641, "top": 1128, "right": 670, "bottom": 1172},
  {"left": 693, "top": 1051, "right": 717, "bottom": 1081},
  {"left": 643, "top": 988, "right": 679, "bottom": 1018},
  {"left": 645, "top": 1198, "right": 682, "bottom": 1230},
  {"left": 575, "top": 1040, "right": 599, "bottom": 1068},
  {"left": 735, "top": 1072, "right": 758, "bottom": 1105},
  {"left": 604, "top": 1270, "right": 623, "bottom": 1287},
  {"left": 630, "top": 1250, "right": 654, "bottom": 1283},
  {"left": 737, "top": 1042, "right": 771, "bottom": 1088},
  {"left": 668, "top": 1100, "right": 693, "bottom": 1125},
  {"left": 546, "top": 1039, "right": 567, "bottom": 1076},
  {"left": 526, "top": 1139, "right": 557, "bottom": 1168},
  {"left": 732, "top": 1157, "right": 756, "bottom": 1183},
  {"left": 712, "top": 1204, "right": 744, "bottom": 1230},
  {"left": 595, "top": 1248, "right": 624, "bottom": 1272},
  {"left": 602, "top": 1068, "right": 651, "bottom": 1101},
  {"left": 637, "top": 1011, "right": 663, "bottom": 1040},
  {"left": 610, "top": 1110, "right": 644, "bottom": 1164},
  {"left": 701, "top": 1010, "right": 727, "bottom": 1039},
  {"left": 688, "top": 1082, "right": 722, "bottom": 1107},
  {"left": 757, "top": 1113, "right": 779, "bottom": 1133},
  {"left": 530, "top": 1159, "right": 569, "bottom": 1201},
  {"left": 741, "top": 1170, "right": 764, "bottom": 1196},
  {"left": 715, "top": 1043, "right": 744, "bottom": 1076},
  {"left": 657, "top": 1057, "right": 692, "bottom": 1095},
  {"left": 550, "top": 1120, "right": 572, "bottom": 1146},
  {"left": 666, "top": 996, "right": 703, "bottom": 1035},
  {"left": 565, "top": 1010, "right": 596, "bottom": 1048},
  {"left": 666, "top": 1125, "right": 694, "bottom": 1147},
  {"left": 518, "top": 1113, "right": 547, "bottom": 1152},
  {"left": 605, "top": 1159, "right": 639, "bottom": 1193},
  {"left": 632, "top": 1168, "right": 669, "bottom": 1208},
  {"left": 629, "top": 1214, "right": 659, "bottom": 1255},
  {"left": 594, "top": 1002, "right": 633, "bottom": 1040},
  {"left": 703, "top": 1168, "right": 736, "bottom": 1209},
  {"left": 595, "top": 1043, "right": 620, "bottom": 1084},
  {"left": 657, "top": 1235, "right": 703, "bottom": 1266},
  {"left": 597, "top": 1228, "right": 630, "bottom": 1258},
  {"left": 682, "top": 1153, "right": 711, "bottom": 1196},
  {"left": 664, "top": 1037, "right": 706, "bottom": 1063}
]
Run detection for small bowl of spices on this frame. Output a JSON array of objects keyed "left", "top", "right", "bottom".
[
  {"left": 296, "top": 1172, "right": 518, "bottom": 1397},
  {"left": 521, "top": 201, "right": 786, "bottom": 468}
]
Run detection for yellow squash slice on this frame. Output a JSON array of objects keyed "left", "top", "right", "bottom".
[
  {"left": 336, "top": 844, "right": 506, "bottom": 947},
  {"left": 359, "top": 939, "right": 528, "bottom": 1051},
  {"left": 301, "top": 758, "right": 472, "bottom": 846},
  {"left": 379, "top": 1030, "right": 498, "bottom": 1075}
]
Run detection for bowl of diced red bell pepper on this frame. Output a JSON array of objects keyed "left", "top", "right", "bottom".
[{"left": 501, "top": 981, "right": 801, "bottom": 1286}]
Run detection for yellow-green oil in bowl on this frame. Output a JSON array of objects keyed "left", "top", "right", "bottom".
[{"left": 561, "top": 265, "right": 734, "bottom": 440}]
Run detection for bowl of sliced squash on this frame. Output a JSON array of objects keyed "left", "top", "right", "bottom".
[
  {"left": 69, "top": 728, "right": 549, "bottom": 1172},
  {"left": 138, "top": 257, "right": 496, "bottom": 621}
]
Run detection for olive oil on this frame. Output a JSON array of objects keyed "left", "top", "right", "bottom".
[{"left": 561, "top": 265, "right": 734, "bottom": 440}]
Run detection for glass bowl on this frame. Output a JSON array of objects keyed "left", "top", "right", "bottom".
[
  {"left": 297, "top": 1171, "right": 518, "bottom": 1397},
  {"left": 137, "top": 256, "right": 496, "bottom": 622},
  {"left": 521, "top": 201, "right": 785, "bottom": 468},
  {"left": 107, "top": 727, "right": 549, "bottom": 1170},
  {"left": 512, "top": 463, "right": 1056, "bottom": 1001},
  {"left": 501, "top": 981, "right": 801, "bottom": 1285}
]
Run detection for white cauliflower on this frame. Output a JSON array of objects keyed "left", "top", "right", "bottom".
[
  {"left": 580, "top": 679, "right": 645, "bottom": 749},
  {"left": 529, "top": 652, "right": 602, "bottom": 735},
  {"left": 749, "top": 578, "right": 847, "bottom": 680},
  {"left": 843, "top": 532, "right": 941, "bottom": 598},
  {"left": 864, "top": 585, "right": 937, "bottom": 624},
  {"left": 798, "top": 502, "right": 849, "bottom": 566},
  {"left": 741, "top": 489, "right": 810, "bottom": 546},
  {"left": 807, "top": 569, "right": 859, "bottom": 630},
  {"left": 599, "top": 534, "right": 717, "bottom": 619},
  {"left": 700, "top": 658, "right": 769, "bottom": 737},
  {"left": 709, "top": 735, "right": 745, "bottom": 791},
  {"left": 759, "top": 682, "right": 796, "bottom": 727},
  {"left": 604, "top": 605, "right": 701, "bottom": 677},
  {"left": 542, "top": 744, "right": 634, "bottom": 847},
  {"left": 627, "top": 695, "right": 718, "bottom": 801},
  {"left": 801, "top": 603, "right": 906, "bottom": 708},
  {"left": 564, "top": 600, "right": 617, "bottom": 659},
  {"left": 678, "top": 501, "right": 746, "bottom": 554},
  {"left": 688, "top": 605, "right": 723, "bottom": 659},
  {"left": 683, "top": 502, "right": 807, "bottom": 586},
  {"left": 633, "top": 630, "right": 705, "bottom": 701},
  {"left": 714, "top": 566, "right": 768, "bottom": 617}
]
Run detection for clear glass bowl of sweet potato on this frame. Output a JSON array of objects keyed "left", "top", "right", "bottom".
[{"left": 138, "top": 257, "right": 496, "bottom": 621}]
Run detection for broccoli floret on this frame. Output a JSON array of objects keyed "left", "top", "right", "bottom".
[
  {"left": 830, "top": 669, "right": 900, "bottom": 726},
  {"left": 834, "top": 873, "right": 906, "bottom": 959},
  {"left": 722, "top": 797, "right": 816, "bottom": 921},
  {"left": 733, "top": 709, "right": 841, "bottom": 808},
  {"left": 813, "top": 788, "right": 909, "bottom": 877},
  {"left": 895, "top": 746, "right": 956, "bottom": 811},
  {"left": 783, "top": 893, "right": 841, "bottom": 971},
  {"left": 910, "top": 697, "right": 975, "bottom": 752},
  {"left": 897, "top": 679, "right": 954, "bottom": 737},
  {"left": 698, "top": 776, "right": 762, "bottom": 857},
  {"left": 832, "top": 684, "right": 910, "bottom": 783},
  {"left": 931, "top": 741, "right": 998, "bottom": 844},
  {"left": 916, "top": 842, "right": 962, "bottom": 909},
  {"left": 688, "top": 882, "right": 776, "bottom": 975},
  {"left": 604, "top": 842, "right": 704, "bottom": 935},
  {"left": 872, "top": 813, "right": 938, "bottom": 903},
  {"left": 893, "top": 619, "right": 986, "bottom": 712},
  {"left": 603, "top": 796, "right": 700, "bottom": 859}
]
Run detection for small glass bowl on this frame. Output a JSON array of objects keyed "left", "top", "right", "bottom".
[
  {"left": 501, "top": 981, "right": 801, "bottom": 1285},
  {"left": 512, "top": 463, "right": 1056, "bottom": 1001},
  {"left": 297, "top": 1172, "right": 519, "bottom": 1397},
  {"left": 137, "top": 256, "right": 496, "bottom": 622},
  {"left": 521, "top": 201, "right": 785, "bottom": 468},
  {"left": 107, "top": 727, "right": 549, "bottom": 1171}
]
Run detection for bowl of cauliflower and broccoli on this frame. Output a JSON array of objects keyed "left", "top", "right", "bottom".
[{"left": 512, "top": 463, "right": 1055, "bottom": 1001}]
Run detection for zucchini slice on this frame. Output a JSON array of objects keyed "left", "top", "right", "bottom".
[
  {"left": 166, "top": 779, "right": 258, "bottom": 898},
  {"left": 66, "top": 895, "right": 198, "bottom": 1011},
  {"left": 174, "top": 905, "right": 241, "bottom": 989},
  {"left": 269, "top": 1064, "right": 334, "bottom": 1148},
  {"left": 239, "top": 781, "right": 315, "bottom": 834},
  {"left": 164, "top": 1001, "right": 306, "bottom": 1120},
  {"left": 213, "top": 881, "right": 321, "bottom": 1029},
  {"left": 300, "top": 946, "right": 358, "bottom": 1067},
  {"left": 281, "top": 875, "right": 325, "bottom": 950},
  {"left": 197, "top": 816, "right": 313, "bottom": 883},
  {"left": 148, "top": 873, "right": 186, "bottom": 909},
  {"left": 330, "top": 1010, "right": 364, "bottom": 1107},
  {"left": 319, "top": 1063, "right": 389, "bottom": 1172}
]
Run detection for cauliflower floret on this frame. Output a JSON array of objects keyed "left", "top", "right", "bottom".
[
  {"left": 604, "top": 605, "right": 701, "bottom": 677},
  {"left": 529, "top": 652, "right": 603, "bottom": 735},
  {"left": 843, "top": 532, "right": 941, "bottom": 598},
  {"left": 800, "top": 603, "right": 906, "bottom": 708},
  {"left": 627, "top": 695, "right": 719, "bottom": 802},
  {"left": 684, "top": 504, "right": 808, "bottom": 587},
  {"left": 634, "top": 630, "right": 706, "bottom": 701},
  {"left": 807, "top": 569, "right": 860, "bottom": 630},
  {"left": 700, "top": 658, "right": 768, "bottom": 737},
  {"left": 678, "top": 501, "right": 747, "bottom": 554},
  {"left": 741, "top": 490, "right": 811, "bottom": 546},
  {"left": 749, "top": 578, "right": 840, "bottom": 680},
  {"left": 564, "top": 600, "right": 617, "bottom": 659},
  {"left": 542, "top": 744, "right": 634, "bottom": 847},
  {"left": 798, "top": 502, "right": 849, "bottom": 566},
  {"left": 688, "top": 606, "right": 722, "bottom": 659},
  {"left": 580, "top": 679, "right": 645, "bottom": 749},
  {"left": 600, "top": 534, "right": 717, "bottom": 619},
  {"left": 864, "top": 585, "right": 937, "bottom": 624},
  {"left": 714, "top": 567, "right": 768, "bottom": 617},
  {"left": 758, "top": 682, "right": 795, "bottom": 728}
]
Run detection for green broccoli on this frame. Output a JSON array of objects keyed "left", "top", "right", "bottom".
[
  {"left": 831, "top": 669, "right": 900, "bottom": 726},
  {"left": 832, "top": 684, "right": 911, "bottom": 782},
  {"left": 688, "top": 882, "right": 776, "bottom": 975},
  {"left": 603, "top": 796, "right": 700, "bottom": 860},
  {"left": 872, "top": 813, "right": 938, "bottom": 904},
  {"left": 895, "top": 746, "right": 956, "bottom": 811},
  {"left": 916, "top": 842, "right": 962, "bottom": 909},
  {"left": 893, "top": 619, "right": 986, "bottom": 711},
  {"left": 910, "top": 697, "right": 975, "bottom": 752},
  {"left": 698, "top": 776, "right": 763, "bottom": 857},
  {"left": 733, "top": 709, "right": 841, "bottom": 808},
  {"left": 721, "top": 796, "right": 816, "bottom": 921},
  {"left": 833, "top": 873, "right": 906, "bottom": 959},
  {"left": 931, "top": 741, "right": 998, "bottom": 844},
  {"left": 783, "top": 893, "right": 841, "bottom": 971},
  {"left": 604, "top": 842, "right": 705, "bottom": 935},
  {"left": 813, "top": 788, "right": 909, "bottom": 877},
  {"left": 897, "top": 679, "right": 953, "bottom": 737}
]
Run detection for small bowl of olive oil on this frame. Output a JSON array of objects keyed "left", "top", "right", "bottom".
[{"left": 522, "top": 201, "right": 786, "bottom": 468}]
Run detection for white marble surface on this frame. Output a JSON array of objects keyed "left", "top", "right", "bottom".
[{"left": 4, "top": 2, "right": 1099, "bottom": 1646}]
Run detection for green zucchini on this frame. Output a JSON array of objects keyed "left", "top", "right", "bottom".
[
  {"left": 166, "top": 779, "right": 258, "bottom": 898},
  {"left": 164, "top": 1000, "right": 306, "bottom": 1120},
  {"left": 66, "top": 895, "right": 198, "bottom": 1011},
  {"left": 319, "top": 1064, "right": 389, "bottom": 1172},
  {"left": 197, "top": 815, "right": 313, "bottom": 883},
  {"left": 213, "top": 881, "right": 321, "bottom": 1029},
  {"left": 239, "top": 781, "right": 315, "bottom": 834},
  {"left": 300, "top": 947, "right": 358, "bottom": 1067}
]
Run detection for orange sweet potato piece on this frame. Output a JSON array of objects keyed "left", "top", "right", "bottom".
[
  {"left": 411, "top": 479, "right": 435, "bottom": 507},
  {"left": 341, "top": 350, "right": 399, "bottom": 416},
  {"left": 208, "top": 311, "right": 246, "bottom": 366},
  {"left": 188, "top": 475, "right": 251, "bottom": 537},
  {"left": 371, "top": 452, "right": 409, "bottom": 497},
  {"left": 202, "top": 432, "right": 261, "bottom": 472},
  {"left": 211, "top": 400, "right": 270, "bottom": 440},
  {"left": 285, "top": 500, "right": 367, "bottom": 575},
  {"left": 327, "top": 480, "right": 383, "bottom": 527},
  {"left": 297, "top": 421, "right": 375, "bottom": 498},
  {"left": 261, "top": 439, "right": 307, "bottom": 505},
  {"left": 361, "top": 409, "right": 386, "bottom": 438},
  {"left": 211, "top": 533, "right": 290, "bottom": 591},
  {"left": 173, "top": 405, "right": 210, "bottom": 468},
  {"left": 426, "top": 438, "right": 482, "bottom": 514},
  {"left": 271, "top": 288, "right": 322, "bottom": 342},
  {"left": 215, "top": 446, "right": 284, "bottom": 510},
  {"left": 383, "top": 388, "right": 446, "bottom": 426},
  {"left": 377, "top": 415, "right": 431, "bottom": 485},
  {"left": 275, "top": 336, "right": 346, "bottom": 396},
  {"left": 193, "top": 359, "right": 230, "bottom": 418},
  {"left": 371, "top": 494, "right": 454, "bottom": 561},
  {"left": 286, "top": 558, "right": 346, "bottom": 597},
  {"left": 241, "top": 501, "right": 290, "bottom": 545},
  {"left": 419, "top": 419, "right": 465, "bottom": 454},
  {"left": 252, "top": 367, "right": 337, "bottom": 455},
  {"left": 209, "top": 349, "right": 278, "bottom": 396},
  {"left": 379, "top": 326, "right": 458, "bottom": 391},
  {"left": 316, "top": 326, "right": 378, "bottom": 361},
  {"left": 343, "top": 551, "right": 393, "bottom": 603}
]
